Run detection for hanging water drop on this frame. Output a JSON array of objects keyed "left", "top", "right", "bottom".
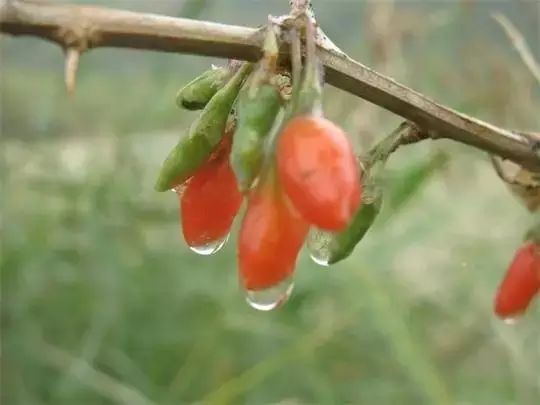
[
  {"left": 310, "top": 252, "right": 330, "bottom": 267},
  {"left": 172, "top": 184, "right": 185, "bottom": 194},
  {"left": 502, "top": 315, "right": 521, "bottom": 325},
  {"left": 245, "top": 278, "right": 294, "bottom": 311},
  {"left": 307, "top": 228, "right": 333, "bottom": 267},
  {"left": 188, "top": 234, "right": 229, "bottom": 256}
]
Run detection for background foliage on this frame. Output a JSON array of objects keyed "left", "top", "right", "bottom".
[{"left": 2, "top": 0, "right": 540, "bottom": 404}]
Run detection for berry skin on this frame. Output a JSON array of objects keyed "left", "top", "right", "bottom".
[
  {"left": 180, "top": 134, "right": 242, "bottom": 248},
  {"left": 276, "top": 115, "right": 361, "bottom": 231},
  {"left": 238, "top": 169, "right": 309, "bottom": 291},
  {"left": 494, "top": 242, "right": 540, "bottom": 319}
]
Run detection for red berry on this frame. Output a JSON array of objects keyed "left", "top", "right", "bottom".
[
  {"left": 238, "top": 168, "right": 309, "bottom": 291},
  {"left": 276, "top": 115, "right": 361, "bottom": 231},
  {"left": 494, "top": 242, "right": 540, "bottom": 318},
  {"left": 180, "top": 134, "right": 242, "bottom": 247}
]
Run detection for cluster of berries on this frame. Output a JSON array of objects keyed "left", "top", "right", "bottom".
[
  {"left": 155, "top": 20, "right": 373, "bottom": 309},
  {"left": 155, "top": 17, "right": 540, "bottom": 317}
]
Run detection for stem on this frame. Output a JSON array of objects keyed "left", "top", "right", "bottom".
[
  {"left": 366, "top": 122, "right": 427, "bottom": 169},
  {"left": 289, "top": 27, "right": 302, "bottom": 112},
  {"left": 293, "top": 14, "right": 323, "bottom": 116}
]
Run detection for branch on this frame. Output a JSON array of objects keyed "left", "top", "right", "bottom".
[
  {"left": 1, "top": 0, "right": 539, "bottom": 171},
  {"left": 362, "top": 121, "right": 429, "bottom": 171}
]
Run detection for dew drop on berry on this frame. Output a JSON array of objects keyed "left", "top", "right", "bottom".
[
  {"left": 188, "top": 234, "right": 229, "bottom": 256},
  {"left": 245, "top": 277, "right": 294, "bottom": 311},
  {"left": 502, "top": 315, "right": 521, "bottom": 325},
  {"left": 307, "top": 228, "right": 333, "bottom": 267},
  {"left": 171, "top": 184, "right": 185, "bottom": 194}
]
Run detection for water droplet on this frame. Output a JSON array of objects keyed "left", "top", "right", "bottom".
[
  {"left": 171, "top": 184, "right": 185, "bottom": 194},
  {"left": 188, "top": 234, "right": 229, "bottom": 256},
  {"left": 310, "top": 252, "right": 329, "bottom": 267},
  {"left": 245, "top": 278, "right": 294, "bottom": 311},
  {"left": 502, "top": 316, "right": 521, "bottom": 325},
  {"left": 307, "top": 228, "right": 333, "bottom": 267}
]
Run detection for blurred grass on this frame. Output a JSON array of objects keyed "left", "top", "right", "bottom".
[{"left": 2, "top": 1, "right": 540, "bottom": 404}]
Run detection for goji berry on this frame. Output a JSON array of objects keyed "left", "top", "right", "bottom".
[
  {"left": 276, "top": 115, "right": 361, "bottom": 231},
  {"left": 180, "top": 134, "right": 243, "bottom": 248},
  {"left": 238, "top": 167, "right": 309, "bottom": 291},
  {"left": 494, "top": 241, "right": 540, "bottom": 318}
]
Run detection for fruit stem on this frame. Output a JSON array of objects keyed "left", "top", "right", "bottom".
[
  {"left": 249, "top": 22, "right": 279, "bottom": 95},
  {"left": 288, "top": 14, "right": 323, "bottom": 117},
  {"left": 365, "top": 122, "right": 424, "bottom": 170},
  {"left": 289, "top": 26, "right": 302, "bottom": 116},
  {"left": 262, "top": 21, "right": 279, "bottom": 72}
]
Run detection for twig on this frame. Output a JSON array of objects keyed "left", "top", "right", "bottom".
[
  {"left": 366, "top": 121, "right": 428, "bottom": 168},
  {"left": 290, "top": 27, "right": 302, "bottom": 89},
  {"left": 492, "top": 12, "right": 540, "bottom": 86},
  {"left": 1, "top": 0, "right": 538, "bottom": 170},
  {"left": 289, "top": 0, "right": 311, "bottom": 17},
  {"left": 64, "top": 47, "right": 80, "bottom": 95}
]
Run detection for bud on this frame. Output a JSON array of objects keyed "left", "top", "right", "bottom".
[
  {"left": 155, "top": 63, "right": 252, "bottom": 192},
  {"left": 176, "top": 66, "right": 233, "bottom": 110}
]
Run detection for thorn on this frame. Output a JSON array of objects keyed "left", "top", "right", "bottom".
[{"left": 64, "top": 47, "right": 80, "bottom": 95}]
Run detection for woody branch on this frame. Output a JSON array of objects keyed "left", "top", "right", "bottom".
[{"left": 1, "top": 0, "right": 538, "bottom": 171}]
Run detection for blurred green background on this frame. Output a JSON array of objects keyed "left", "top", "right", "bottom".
[{"left": 2, "top": 1, "right": 540, "bottom": 404}]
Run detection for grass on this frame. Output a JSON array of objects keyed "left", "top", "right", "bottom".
[{"left": 2, "top": 119, "right": 538, "bottom": 405}]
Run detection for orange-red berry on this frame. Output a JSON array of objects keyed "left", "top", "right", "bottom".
[
  {"left": 276, "top": 115, "right": 361, "bottom": 231},
  {"left": 494, "top": 242, "right": 540, "bottom": 319},
  {"left": 238, "top": 169, "right": 309, "bottom": 291},
  {"left": 180, "top": 135, "right": 242, "bottom": 247}
]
